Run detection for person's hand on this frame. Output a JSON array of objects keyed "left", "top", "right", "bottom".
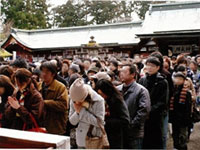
[
  {"left": 73, "top": 102, "right": 82, "bottom": 114},
  {"left": 8, "top": 96, "right": 20, "bottom": 109}
]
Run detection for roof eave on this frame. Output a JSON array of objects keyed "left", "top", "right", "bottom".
[
  {"left": 31, "top": 41, "right": 140, "bottom": 51},
  {"left": 12, "top": 21, "right": 143, "bottom": 34},
  {"left": 137, "top": 30, "right": 200, "bottom": 39}
]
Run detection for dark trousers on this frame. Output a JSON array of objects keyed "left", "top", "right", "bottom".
[
  {"left": 143, "top": 118, "right": 163, "bottom": 149},
  {"left": 106, "top": 126, "right": 124, "bottom": 149},
  {"left": 172, "top": 123, "right": 188, "bottom": 150},
  {"left": 162, "top": 113, "right": 169, "bottom": 149},
  {"left": 128, "top": 138, "right": 143, "bottom": 149}
]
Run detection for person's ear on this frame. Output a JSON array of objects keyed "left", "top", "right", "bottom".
[
  {"left": 131, "top": 73, "right": 135, "bottom": 79},
  {"left": 157, "top": 66, "right": 160, "bottom": 71},
  {"left": 52, "top": 73, "right": 56, "bottom": 79}
]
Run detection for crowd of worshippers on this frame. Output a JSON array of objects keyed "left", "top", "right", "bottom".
[{"left": 0, "top": 51, "right": 200, "bottom": 149}]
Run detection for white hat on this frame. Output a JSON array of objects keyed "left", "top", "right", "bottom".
[
  {"left": 91, "top": 72, "right": 111, "bottom": 81},
  {"left": 69, "top": 78, "right": 88, "bottom": 102}
]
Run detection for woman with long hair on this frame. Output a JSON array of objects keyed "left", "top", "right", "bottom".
[
  {"left": 0, "top": 75, "right": 15, "bottom": 127},
  {"left": 4, "top": 68, "right": 45, "bottom": 130},
  {"left": 95, "top": 79, "right": 130, "bottom": 149}
]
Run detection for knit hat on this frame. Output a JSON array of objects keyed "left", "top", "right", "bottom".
[
  {"left": 91, "top": 72, "right": 111, "bottom": 81},
  {"left": 69, "top": 78, "right": 88, "bottom": 102}
]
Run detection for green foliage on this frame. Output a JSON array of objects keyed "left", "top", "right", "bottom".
[
  {"left": 52, "top": 0, "right": 89, "bottom": 27},
  {"left": 134, "top": 1, "right": 166, "bottom": 20},
  {"left": 2, "top": 0, "right": 166, "bottom": 29},
  {"left": 134, "top": 1, "right": 151, "bottom": 20},
  {"left": 52, "top": 0, "right": 138, "bottom": 27},
  {"left": 87, "top": 1, "right": 120, "bottom": 24},
  {"left": 2, "top": 0, "right": 51, "bottom": 29}
]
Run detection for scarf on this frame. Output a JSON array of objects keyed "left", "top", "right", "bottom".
[
  {"left": 16, "top": 89, "right": 29, "bottom": 117},
  {"left": 170, "top": 85, "right": 188, "bottom": 111}
]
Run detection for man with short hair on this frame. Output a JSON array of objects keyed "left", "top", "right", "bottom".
[
  {"left": 38, "top": 61, "right": 68, "bottom": 135},
  {"left": 139, "top": 57, "right": 169, "bottom": 149},
  {"left": 118, "top": 64, "right": 151, "bottom": 149}
]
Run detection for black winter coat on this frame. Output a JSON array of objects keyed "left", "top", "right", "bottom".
[
  {"left": 169, "top": 85, "right": 192, "bottom": 126},
  {"left": 105, "top": 94, "right": 130, "bottom": 149},
  {"left": 138, "top": 73, "right": 169, "bottom": 149}
]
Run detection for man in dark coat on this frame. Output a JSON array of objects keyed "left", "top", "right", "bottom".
[
  {"left": 139, "top": 57, "right": 169, "bottom": 149},
  {"left": 118, "top": 64, "right": 151, "bottom": 149},
  {"left": 150, "top": 51, "right": 174, "bottom": 148}
]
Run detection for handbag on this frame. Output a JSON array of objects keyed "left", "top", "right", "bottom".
[
  {"left": 85, "top": 114, "right": 109, "bottom": 149},
  {"left": 23, "top": 113, "right": 47, "bottom": 133},
  {"left": 192, "top": 107, "right": 200, "bottom": 123}
]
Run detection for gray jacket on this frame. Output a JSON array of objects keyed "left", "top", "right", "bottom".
[
  {"left": 69, "top": 85, "right": 105, "bottom": 147},
  {"left": 117, "top": 81, "right": 151, "bottom": 138}
]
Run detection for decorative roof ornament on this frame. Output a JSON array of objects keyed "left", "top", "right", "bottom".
[{"left": 87, "top": 36, "right": 100, "bottom": 47}]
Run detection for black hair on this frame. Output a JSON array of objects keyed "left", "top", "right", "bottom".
[
  {"left": 32, "top": 68, "right": 41, "bottom": 82},
  {"left": 0, "top": 75, "right": 15, "bottom": 97},
  {"left": 40, "top": 61, "right": 57, "bottom": 76},
  {"left": 110, "top": 60, "right": 118, "bottom": 68},
  {"left": 176, "top": 65, "right": 186, "bottom": 72},
  {"left": 95, "top": 79, "right": 123, "bottom": 101},
  {"left": 107, "top": 71, "right": 115, "bottom": 79},
  {"left": 195, "top": 55, "right": 200, "bottom": 62},
  {"left": 0, "top": 65, "right": 14, "bottom": 79},
  {"left": 55, "top": 57, "right": 62, "bottom": 72},
  {"left": 78, "top": 63, "right": 85, "bottom": 75},
  {"left": 150, "top": 51, "right": 163, "bottom": 69},
  {"left": 146, "top": 56, "right": 161, "bottom": 67},
  {"left": 123, "top": 64, "right": 137, "bottom": 75},
  {"left": 95, "top": 61, "right": 102, "bottom": 69},
  {"left": 10, "top": 58, "right": 28, "bottom": 69}
]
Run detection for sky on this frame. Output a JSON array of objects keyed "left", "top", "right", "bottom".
[{"left": 48, "top": 0, "right": 68, "bottom": 7}]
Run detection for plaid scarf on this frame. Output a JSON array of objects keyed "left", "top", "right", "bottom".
[
  {"left": 170, "top": 85, "right": 188, "bottom": 111},
  {"left": 16, "top": 90, "right": 28, "bottom": 117}
]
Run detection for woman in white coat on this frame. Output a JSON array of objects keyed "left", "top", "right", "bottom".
[{"left": 69, "top": 78, "right": 105, "bottom": 148}]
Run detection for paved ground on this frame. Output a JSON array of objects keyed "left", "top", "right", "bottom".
[{"left": 167, "top": 122, "right": 200, "bottom": 150}]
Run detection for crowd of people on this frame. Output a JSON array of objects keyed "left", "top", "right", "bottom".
[{"left": 0, "top": 51, "right": 200, "bottom": 149}]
